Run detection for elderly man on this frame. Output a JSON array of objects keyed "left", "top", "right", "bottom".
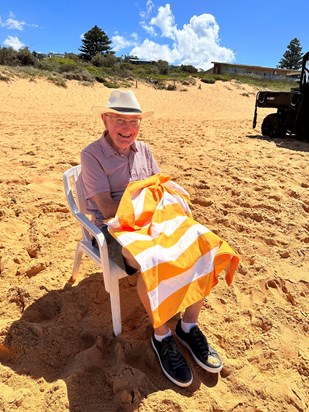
[{"left": 81, "top": 89, "right": 227, "bottom": 387}]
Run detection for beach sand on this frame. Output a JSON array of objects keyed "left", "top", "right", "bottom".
[{"left": 0, "top": 76, "right": 308, "bottom": 412}]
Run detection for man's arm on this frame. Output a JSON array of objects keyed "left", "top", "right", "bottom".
[{"left": 92, "top": 191, "right": 120, "bottom": 219}]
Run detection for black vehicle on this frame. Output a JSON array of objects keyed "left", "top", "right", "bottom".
[{"left": 253, "top": 51, "right": 309, "bottom": 139}]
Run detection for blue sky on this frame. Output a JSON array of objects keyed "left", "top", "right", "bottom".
[{"left": 1, "top": 0, "right": 308, "bottom": 70}]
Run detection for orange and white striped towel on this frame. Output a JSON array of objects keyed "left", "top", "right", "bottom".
[{"left": 106, "top": 174, "right": 240, "bottom": 328}]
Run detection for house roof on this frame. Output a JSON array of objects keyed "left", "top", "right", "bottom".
[{"left": 211, "top": 61, "right": 300, "bottom": 75}]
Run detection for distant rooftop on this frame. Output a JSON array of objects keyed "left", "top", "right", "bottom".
[{"left": 211, "top": 61, "right": 300, "bottom": 75}]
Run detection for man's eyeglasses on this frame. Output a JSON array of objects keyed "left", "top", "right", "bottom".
[{"left": 105, "top": 114, "right": 142, "bottom": 127}]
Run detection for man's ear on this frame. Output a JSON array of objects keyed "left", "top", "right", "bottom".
[{"left": 101, "top": 114, "right": 107, "bottom": 128}]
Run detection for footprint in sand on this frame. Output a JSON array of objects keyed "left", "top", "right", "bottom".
[
  {"left": 265, "top": 278, "right": 297, "bottom": 306},
  {"left": 22, "top": 291, "right": 62, "bottom": 323},
  {"left": 191, "top": 196, "right": 213, "bottom": 207}
]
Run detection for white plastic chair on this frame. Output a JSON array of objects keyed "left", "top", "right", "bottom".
[{"left": 63, "top": 165, "right": 128, "bottom": 336}]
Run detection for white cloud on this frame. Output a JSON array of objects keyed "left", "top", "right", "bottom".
[
  {"left": 140, "top": 0, "right": 157, "bottom": 36},
  {"left": 112, "top": 35, "right": 136, "bottom": 52},
  {"left": 3, "top": 35, "right": 25, "bottom": 50},
  {"left": 129, "top": 4, "right": 235, "bottom": 70},
  {"left": 139, "top": 0, "right": 155, "bottom": 20},
  {"left": 140, "top": 21, "right": 157, "bottom": 37},
  {"left": 149, "top": 4, "right": 176, "bottom": 40},
  {"left": 130, "top": 38, "right": 180, "bottom": 62},
  {"left": 130, "top": 32, "right": 138, "bottom": 41},
  {"left": 0, "top": 12, "right": 25, "bottom": 30}
]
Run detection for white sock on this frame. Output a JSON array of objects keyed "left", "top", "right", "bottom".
[
  {"left": 181, "top": 319, "right": 197, "bottom": 333},
  {"left": 154, "top": 329, "right": 172, "bottom": 342}
]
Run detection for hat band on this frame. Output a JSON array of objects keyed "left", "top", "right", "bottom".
[{"left": 109, "top": 107, "right": 142, "bottom": 113}]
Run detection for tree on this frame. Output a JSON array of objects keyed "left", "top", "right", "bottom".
[
  {"left": 277, "top": 38, "right": 303, "bottom": 70},
  {"left": 180, "top": 64, "right": 198, "bottom": 74},
  {"left": 155, "top": 59, "right": 169, "bottom": 75},
  {"left": 91, "top": 52, "right": 118, "bottom": 68},
  {"left": 79, "top": 25, "right": 112, "bottom": 61},
  {"left": 17, "top": 47, "right": 36, "bottom": 66},
  {"left": 0, "top": 47, "right": 18, "bottom": 65}
]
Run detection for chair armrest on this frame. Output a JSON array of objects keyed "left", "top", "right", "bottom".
[
  {"left": 64, "top": 185, "right": 106, "bottom": 249},
  {"left": 74, "top": 211, "right": 106, "bottom": 248},
  {"left": 63, "top": 171, "right": 112, "bottom": 270}
]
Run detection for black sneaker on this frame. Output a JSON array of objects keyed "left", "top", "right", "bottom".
[
  {"left": 175, "top": 320, "right": 223, "bottom": 373},
  {"left": 151, "top": 334, "right": 193, "bottom": 387}
]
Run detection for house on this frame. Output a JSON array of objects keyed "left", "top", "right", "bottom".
[
  {"left": 48, "top": 52, "right": 65, "bottom": 58},
  {"left": 128, "top": 58, "right": 153, "bottom": 65},
  {"left": 208, "top": 61, "right": 300, "bottom": 80}
]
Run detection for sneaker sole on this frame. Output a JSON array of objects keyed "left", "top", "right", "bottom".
[
  {"left": 176, "top": 334, "right": 223, "bottom": 373},
  {"left": 151, "top": 337, "right": 193, "bottom": 387}
]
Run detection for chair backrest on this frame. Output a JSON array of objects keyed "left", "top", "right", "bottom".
[
  {"left": 63, "top": 164, "right": 86, "bottom": 211},
  {"left": 63, "top": 165, "right": 92, "bottom": 241}
]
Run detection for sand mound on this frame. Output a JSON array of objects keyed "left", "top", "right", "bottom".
[{"left": 0, "top": 77, "right": 308, "bottom": 412}]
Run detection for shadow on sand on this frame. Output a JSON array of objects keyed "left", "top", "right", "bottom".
[
  {"left": 247, "top": 133, "right": 309, "bottom": 153},
  {"left": 1, "top": 273, "right": 220, "bottom": 411}
]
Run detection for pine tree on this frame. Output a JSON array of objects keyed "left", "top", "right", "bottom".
[
  {"left": 277, "top": 38, "right": 303, "bottom": 70},
  {"left": 79, "top": 25, "right": 112, "bottom": 60}
]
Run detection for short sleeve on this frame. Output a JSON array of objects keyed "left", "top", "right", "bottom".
[
  {"left": 146, "top": 145, "right": 160, "bottom": 174},
  {"left": 80, "top": 149, "right": 111, "bottom": 199}
]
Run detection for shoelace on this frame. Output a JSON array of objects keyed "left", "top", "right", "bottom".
[
  {"left": 191, "top": 327, "right": 210, "bottom": 359},
  {"left": 161, "top": 337, "right": 187, "bottom": 370}
]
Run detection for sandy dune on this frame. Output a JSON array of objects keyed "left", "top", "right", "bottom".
[{"left": 0, "top": 76, "right": 308, "bottom": 412}]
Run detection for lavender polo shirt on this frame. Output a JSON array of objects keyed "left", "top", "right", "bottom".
[{"left": 81, "top": 132, "right": 160, "bottom": 226}]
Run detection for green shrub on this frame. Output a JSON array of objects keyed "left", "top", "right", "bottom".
[
  {"left": 91, "top": 52, "right": 118, "bottom": 68},
  {"left": 181, "top": 77, "right": 196, "bottom": 86},
  {"left": 37, "top": 59, "right": 58, "bottom": 71},
  {"left": 85, "top": 64, "right": 109, "bottom": 77},
  {"left": 38, "top": 57, "right": 78, "bottom": 72},
  {"left": 213, "top": 75, "right": 229, "bottom": 82},
  {"left": 201, "top": 78, "right": 216, "bottom": 84},
  {"left": 102, "top": 79, "right": 121, "bottom": 88},
  {"left": 48, "top": 74, "right": 67, "bottom": 88},
  {"left": 154, "top": 81, "right": 166, "bottom": 90},
  {"left": 94, "top": 75, "right": 105, "bottom": 83},
  {"left": 16, "top": 48, "right": 36, "bottom": 66},
  {"left": 64, "top": 53, "right": 79, "bottom": 62},
  {"left": 80, "top": 81, "right": 93, "bottom": 87},
  {"left": 59, "top": 63, "right": 79, "bottom": 72},
  {"left": 166, "top": 84, "right": 176, "bottom": 91},
  {"left": 13, "top": 65, "right": 41, "bottom": 78},
  {"left": 0, "top": 47, "right": 18, "bottom": 66},
  {"left": 180, "top": 64, "right": 198, "bottom": 73},
  {"left": 155, "top": 60, "right": 169, "bottom": 75},
  {"left": 63, "top": 70, "right": 94, "bottom": 82}
]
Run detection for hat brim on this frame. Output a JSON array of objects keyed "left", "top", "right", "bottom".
[{"left": 92, "top": 106, "right": 154, "bottom": 119}]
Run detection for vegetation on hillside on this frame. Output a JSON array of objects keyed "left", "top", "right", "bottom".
[
  {"left": 0, "top": 26, "right": 301, "bottom": 92},
  {"left": 0, "top": 48, "right": 298, "bottom": 92}
]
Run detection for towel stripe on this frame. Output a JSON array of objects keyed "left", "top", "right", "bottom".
[
  {"left": 106, "top": 174, "right": 240, "bottom": 328},
  {"left": 141, "top": 232, "right": 227, "bottom": 290},
  {"left": 148, "top": 247, "right": 219, "bottom": 311}
]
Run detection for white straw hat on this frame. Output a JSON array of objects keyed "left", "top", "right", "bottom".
[{"left": 92, "top": 89, "right": 154, "bottom": 119}]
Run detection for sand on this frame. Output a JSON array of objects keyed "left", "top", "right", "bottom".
[{"left": 0, "top": 75, "right": 308, "bottom": 412}]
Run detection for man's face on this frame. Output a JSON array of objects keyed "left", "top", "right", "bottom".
[{"left": 102, "top": 113, "right": 142, "bottom": 151}]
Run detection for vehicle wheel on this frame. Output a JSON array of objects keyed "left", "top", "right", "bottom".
[{"left": 261, "top": 113, "right": 287, "bottom": 138}]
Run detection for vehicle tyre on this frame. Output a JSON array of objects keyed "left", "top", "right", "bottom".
[{"left": 261, "top": 113, "right": 287, "bottom": 138}]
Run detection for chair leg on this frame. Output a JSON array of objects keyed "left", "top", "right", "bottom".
[
  {"left": 69, "top": 243, "right": 83, "bottom": 284},
  {"left": 109, "top": 272, "right": 122, "bottom": 336}
]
